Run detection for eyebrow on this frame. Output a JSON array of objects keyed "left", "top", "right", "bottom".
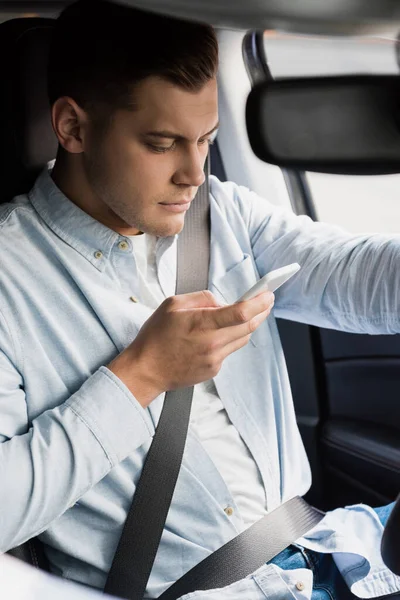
[{"left": 144, "top": 122, "right": 219, "bottom": 141}]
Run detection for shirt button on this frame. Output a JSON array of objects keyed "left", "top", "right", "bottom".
[
  {"left": 295, "top": 581, "right": 305, "bottom": 591},
  {"left": 130, "top": 296, "right": 139, "bottom": 303},
  {"left": 224, "top": 506, "right": 234, "bottom": 517},
  {"left": 118, "top": 240, "right": 129, "bottom": 251},
  {"left": 94, "top": 251, "right": 103, "bottom": 259}
]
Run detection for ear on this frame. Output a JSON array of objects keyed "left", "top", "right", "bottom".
[{"left": 51, "top": 97, "right": 89, "bottom": 154}]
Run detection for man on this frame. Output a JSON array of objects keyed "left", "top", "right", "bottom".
[{"left": 0, "top": 1, "right": 399, "bottom": 598}]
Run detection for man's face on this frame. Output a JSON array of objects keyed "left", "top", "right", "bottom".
[{"left": 82, "top": 76, "right": 218, "bottom": 237}]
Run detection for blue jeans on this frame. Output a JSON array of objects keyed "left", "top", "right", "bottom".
[{"left": 269, "top": 503, "right": 396, "bottom": 600}]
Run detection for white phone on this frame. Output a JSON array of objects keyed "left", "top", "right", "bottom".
[{"left": 236, "top": 263, "right": 301, "bottom": 303}]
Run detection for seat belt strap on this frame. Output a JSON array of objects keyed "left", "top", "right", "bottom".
[
  {"left": 159, "top": 496, "right": 323, "bottom": 600},
  {"left": 103, "top": 158, "right": 211, "bottom": 600}
]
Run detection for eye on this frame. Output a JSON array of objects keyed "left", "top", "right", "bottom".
[
  {"left": 146, "top": 142, "right": 176, "bottom": 153},
  {"left": 198, "top": 137, "right": 215, "bottom": 147}
]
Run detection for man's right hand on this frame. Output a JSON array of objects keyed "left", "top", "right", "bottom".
[{"left": 107, "top": 290, "right": 274, "bottom": 408}]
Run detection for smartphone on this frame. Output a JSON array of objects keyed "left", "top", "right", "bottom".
[{"left": 236, "top": 263, "right": 301, "bottom": 303}]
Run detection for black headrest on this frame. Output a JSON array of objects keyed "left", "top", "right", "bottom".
[{"left": 0, "top": 18, "right": 57, "bottom": 203}]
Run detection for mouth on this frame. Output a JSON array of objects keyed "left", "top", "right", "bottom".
[
  {"left": 158, "top": 200, "right": 192, "bottom": 213},
  {"left": 159, "top": 199, "right": 193, "bottom": 206}
]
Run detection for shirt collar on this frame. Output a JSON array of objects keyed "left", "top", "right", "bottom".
[{"left": 29, "top": 167, "right": 176, "bottom": 272}]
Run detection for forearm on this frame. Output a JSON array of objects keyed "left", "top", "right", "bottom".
[
  {"left": 271, "top": 231, "right": 400, "bottom": 335},
  {"left": 0, "top": 367, "right": 154, "bottom": 552}
]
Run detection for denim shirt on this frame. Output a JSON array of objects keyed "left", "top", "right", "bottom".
[{"left": 0, "top": 168, "right": 399, "bottom": 599}]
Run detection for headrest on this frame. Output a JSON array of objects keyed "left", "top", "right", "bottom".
[{"left": 0, "top": 18, "right": 57, "bottom": 203}]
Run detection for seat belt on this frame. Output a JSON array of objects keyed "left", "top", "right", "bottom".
[{"left": 104, "top": 157, "right": 324, "bottom": 600}]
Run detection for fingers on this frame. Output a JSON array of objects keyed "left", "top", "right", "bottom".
[
  {"left": 209, "top": 305, "right": 272, "bottom": 351},
  {"left": 207, "top": 291, "right": 275, "bottom": 330},
  {"left": 163, "top": 290, "right": 274, "bottom": 355},
  {"left": 166, "top": 290, "right": 222, "bottom": 311}
]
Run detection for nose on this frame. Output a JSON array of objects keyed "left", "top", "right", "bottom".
[{"left": 173, "top": 146, "right": 206, "bottom": 188}]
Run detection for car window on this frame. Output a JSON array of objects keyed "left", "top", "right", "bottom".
[{"left": 263, "top": 32, "right": 400, "bottom": 234}]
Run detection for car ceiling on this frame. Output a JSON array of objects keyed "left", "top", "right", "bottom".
[{"left": 1, "top": 0, "right": 400, "bottom": 35}]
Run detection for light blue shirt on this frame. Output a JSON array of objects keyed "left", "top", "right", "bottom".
[{"left": 0, "top": 168, "right": 399, "bottom": 599}]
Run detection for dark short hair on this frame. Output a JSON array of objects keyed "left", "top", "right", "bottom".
[{"left": 47, "top": 0, "right": 218, "bottom": 118}]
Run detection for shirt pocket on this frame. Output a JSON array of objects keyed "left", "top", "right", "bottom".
[{"left": 210, "top": 254, "right": 270, "bottom": 347}]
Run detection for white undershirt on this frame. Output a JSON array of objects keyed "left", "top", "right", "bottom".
[{"left": 128, "top": 233, "right": 268, "bottom": 528}]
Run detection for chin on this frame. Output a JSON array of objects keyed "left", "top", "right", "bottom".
[{"left": 144, "top": 217, "right": 185, "bottom": 238}]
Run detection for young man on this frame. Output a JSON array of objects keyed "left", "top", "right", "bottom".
[{"left": 0, "top": 1, "right": 399, "bottom": 598}]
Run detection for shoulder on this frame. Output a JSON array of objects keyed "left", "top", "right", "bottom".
[
  {"left": 0, "top": 194, "right": 42, "bottom": 278},
  {"left": 209, "top": 175, "right": 280, "bottom": 230},
  {"left": 209, "top": 175, "right": 254, "bottom": 226},
  {"left": 0, "top": 193, "right": 36, "bottom": 234},
  {"left": 209, "top": 175, "right": 251, "bottom": 208}
]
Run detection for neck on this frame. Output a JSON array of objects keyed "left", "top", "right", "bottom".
[
  {"left": 51, "top": 150, "right": 141, "bottom": 236},
  {"left": 51, "top": 150, "right": 88, "bottom": 212}
]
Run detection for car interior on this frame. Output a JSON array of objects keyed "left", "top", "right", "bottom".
[{"left": 1, "top": 0, "right": 399, "bottom": 584}]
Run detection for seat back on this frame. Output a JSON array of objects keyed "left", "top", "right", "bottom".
[{"left": 0, "top": 18, "right": 57, "bottom": 204}]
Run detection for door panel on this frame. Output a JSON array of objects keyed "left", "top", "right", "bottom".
[
  {"left": 318, "top": 329, "right": 400, "bottom": 509},
  {"left": 322, "top": 418, "right": 400, "bottom": 508}
]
